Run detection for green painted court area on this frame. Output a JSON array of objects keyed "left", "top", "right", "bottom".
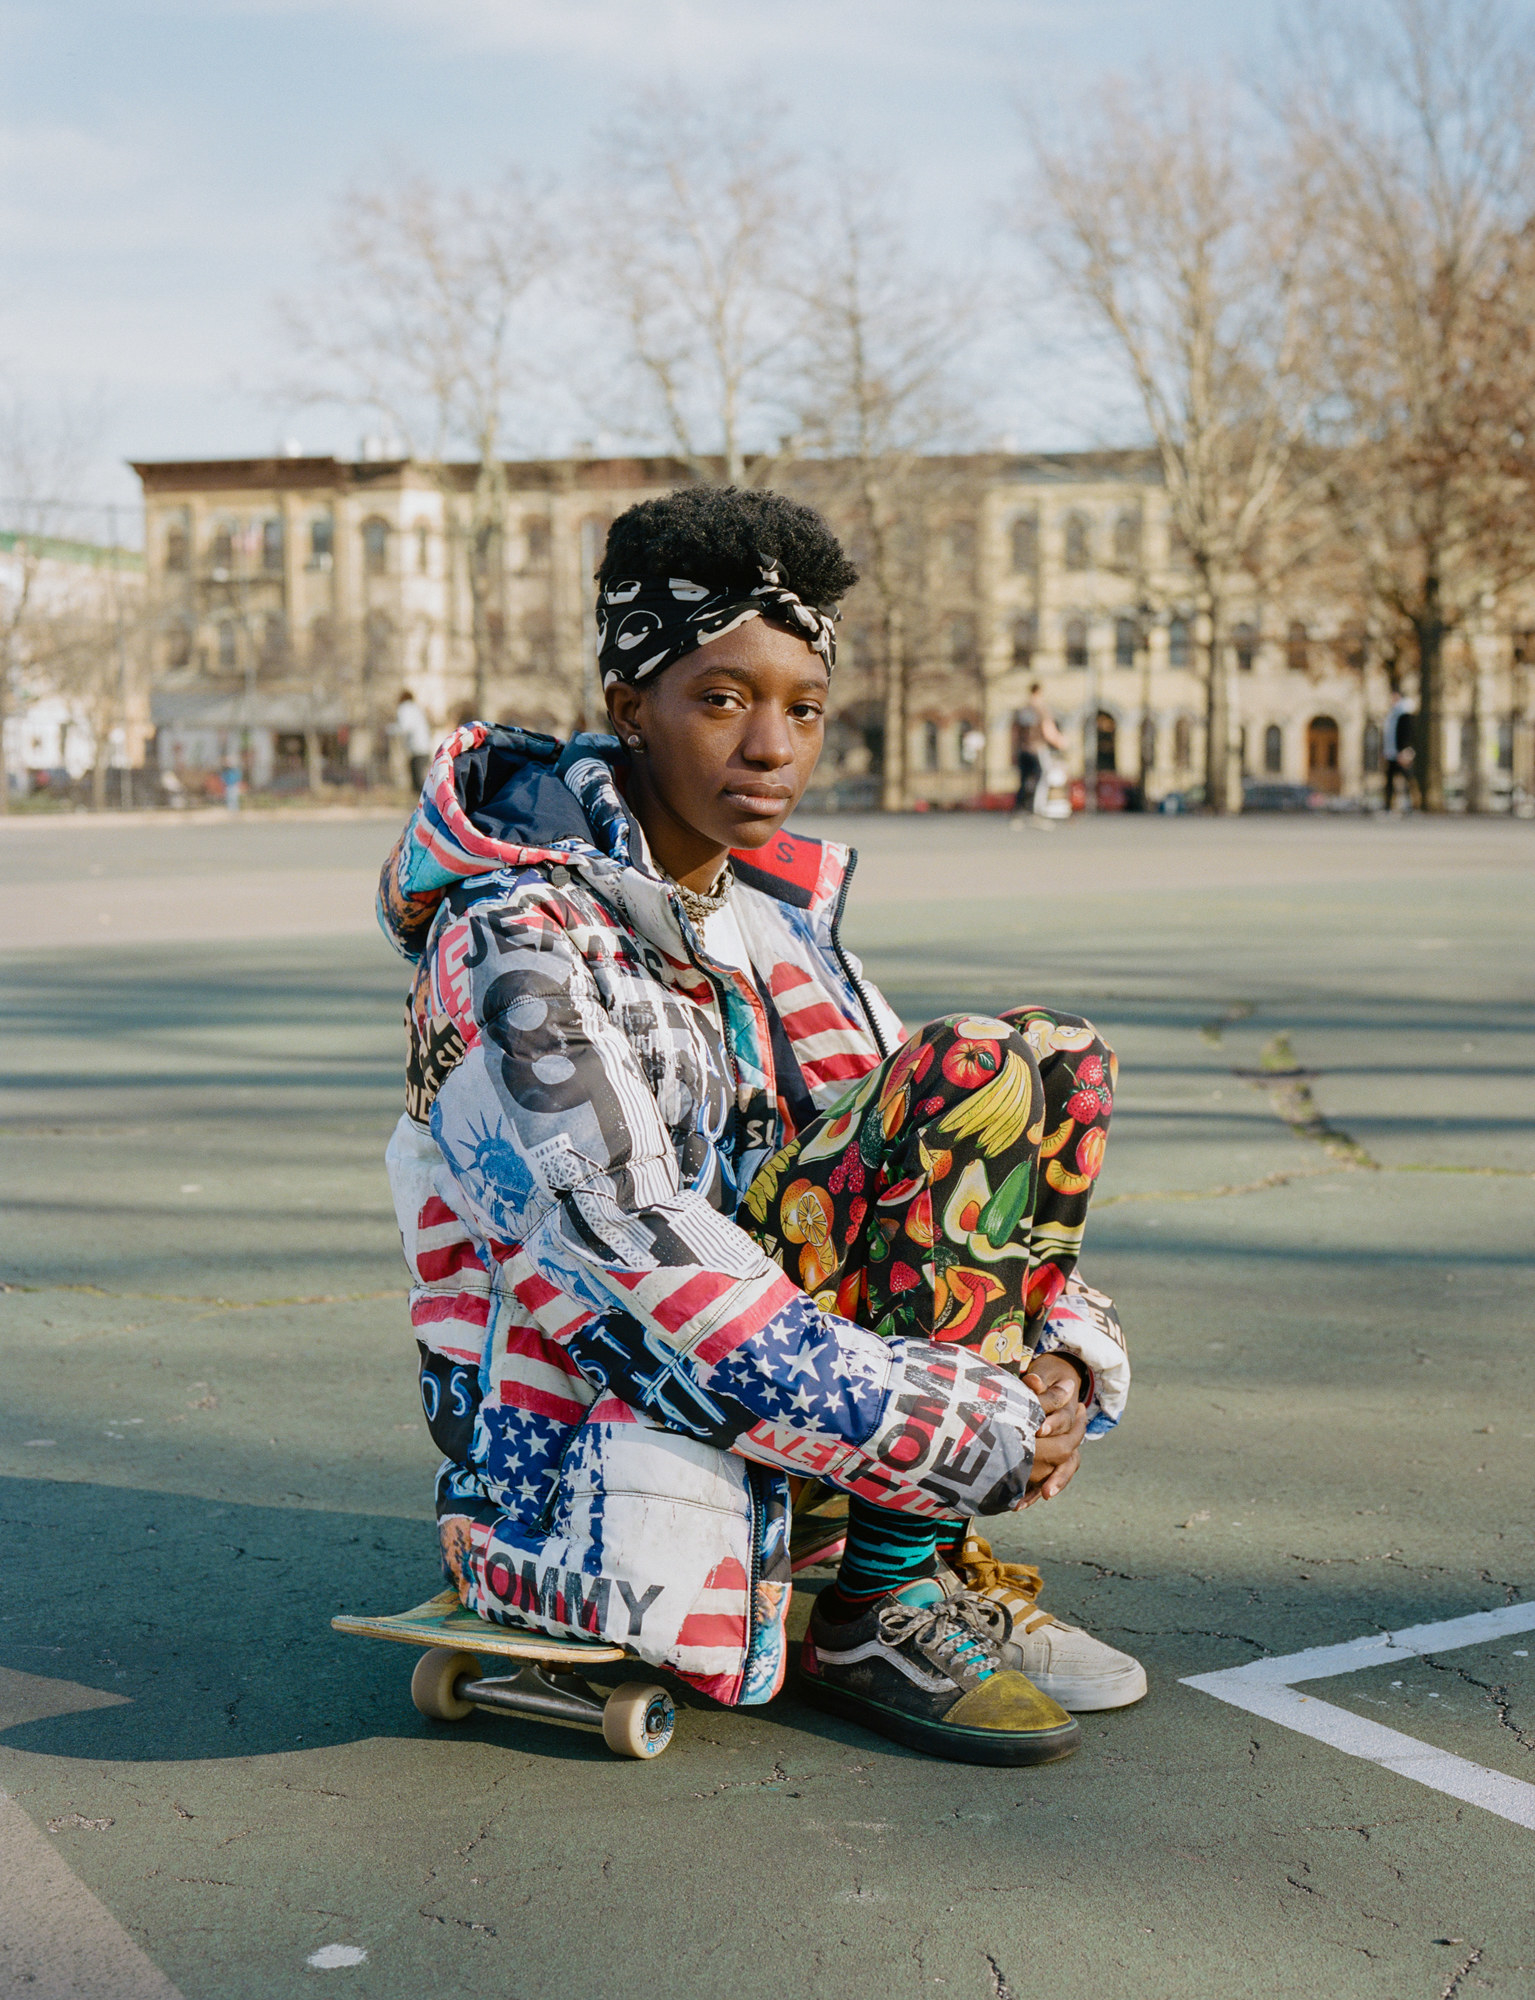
[{"left": 1, "top": 810, "right": 1532, "bottom": 2000}]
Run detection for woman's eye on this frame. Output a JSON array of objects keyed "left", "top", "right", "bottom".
[{"left": 791, "top": 704, "right": 824, "bottom": 722}]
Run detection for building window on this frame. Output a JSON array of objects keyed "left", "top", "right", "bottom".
[
  {"left": 309, "top": 513, "right": 333, "bottom": 571},
  {"left": 524, "top": 517, "right": 551, "bottom": 567},
  {"left": 1112, "top": 511, "right": 1141, "bottom": 567},
  {"left": 1287, "top": 620, "right": 1310, "bottom": 673},
  {"left": 364, "top": 608, "right": 394, "bottom": 680},
  {"left": 579, "top": 514, "right": 611, "bottom": 586},
  {"left": 362, "top": 517, "right": 390, "bottom": 577},
  {"left": 1263, "top": 723, "right": 1283, "bottom": 774},
  {"left": 1065, "top": 617, "right": 1089, "bottom": 669},
  {"left": 948, "top": 614, "right": 977, "bottom": 672},
  {"left": 261, "top": 612, "right": 287, "bottom": 666},
  {"left": 1064, "top": 513, "right": 1091, "bottom": 572},
  {"left": 947, "top": 520, "right": 976, "bottom": 568},
  {"left": 1094, "top": 709, "right": 1118, "bottom": 773},
  {"left": 1168, "top": 615, "right": 1191, "bottom": 668},
  {"left": 1114, "top": 616, "right": 1137, "bottom": 669},
  {"left": 417, "top": 522, "right": 431, "bottom": 573},
  {"left": 1363, "top": 720, "right": 1383, "bottom": 771},
  {"left": 262, "top": 517, "right": 284, "bottom": 573},
  {"left": 210, "top": 523, "right": 234, "bottom": 574},
  {"left": 1174, "top": 715, "right": 1192, "bottom": 768},
  {"left": 922, "top": 718, "right": 941, "bottom": 771},
  {"left": 310, "top": 614, "right": 336, "bottom": 666},
  {"left": 1012, "top": 613, "right": 1036, "bottom": 669},
  {"left": 1460, "top": 716, "right": 1478, "bottom": 772},
  {"left": 1234, "top": 621, "right": 1258, "bottom": 673},
  {"left": 164, "top": 515, "right": 189, "bottom": 573},
  {"left": 165, "top": 618, "right": 193, "bottom": 670},
  {"left": 1010, "top": 514, "right": 1039, "bottom": 573},
  {"left": 1497, "top": 717, "right": 1514, "bottom": 771},
  {"left": 216, "top": 621, "right": 237, "bottom": 671}
]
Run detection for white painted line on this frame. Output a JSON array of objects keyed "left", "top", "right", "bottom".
[
  {"left": 0, "top": 1790, "right": 184, "bottom": 1999},
  {"left": 1181, "top": 1603, "right": 1535, "bottom": 1830}
]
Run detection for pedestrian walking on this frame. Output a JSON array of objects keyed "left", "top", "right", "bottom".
[
  {"left": 1013, "top": 682, "right": 1066, "bottom": 819},
  {"left": 395, "top": 689, "right": 433, "bottom": 793},
  {"left": 1383, "top": 693, "right": 1417, "bottom": 812}
]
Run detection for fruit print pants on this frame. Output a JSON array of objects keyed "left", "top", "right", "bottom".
[{"left": 740, "top": 1009, "right": 1115, "bottom": 1373}]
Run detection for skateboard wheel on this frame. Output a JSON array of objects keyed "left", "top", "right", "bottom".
[
  {"left": 601, "top": 1681, "right": 675, "bottom": 1759},
  {"left": 411, "top": 1647, "right": 482, "bottom": 1722}
]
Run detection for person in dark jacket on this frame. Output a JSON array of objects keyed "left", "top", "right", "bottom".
[{"left": 377, "top": 485, "right": 1143, "bottom": 1766}]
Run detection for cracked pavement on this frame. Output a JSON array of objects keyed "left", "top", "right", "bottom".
[{"left": 1, "top": 809, "right": 1532, "bottom": 1999}]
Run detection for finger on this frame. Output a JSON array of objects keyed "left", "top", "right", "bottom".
[{"left": 1039, "top": 1449, "right": 1081, "bottom": 1500}]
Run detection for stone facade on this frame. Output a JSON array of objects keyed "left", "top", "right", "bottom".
[{"left": 132, "top": 452, "right": 1535, "bottom": 808}]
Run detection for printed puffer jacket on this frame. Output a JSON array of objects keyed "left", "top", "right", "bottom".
[{"left": 378, "top": 723, "right": 1117, "bottom": 1706}]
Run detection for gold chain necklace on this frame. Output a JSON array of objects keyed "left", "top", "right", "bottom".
[{"left": 670, "top": 863, "right": 733, "bottom": 928}]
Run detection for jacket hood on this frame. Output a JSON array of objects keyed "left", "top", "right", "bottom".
[{"left": 377, "top": 721, "right": 850, "bottom": 961}]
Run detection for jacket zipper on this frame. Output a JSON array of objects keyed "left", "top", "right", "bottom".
[
  {"left": 829, "top": 849, "right": 891, "bottom": 1060},
  {"left": 745, "top": 1464, "right": 763, "bottom": 1672}
]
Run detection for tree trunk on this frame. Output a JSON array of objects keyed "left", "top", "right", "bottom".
[
  {"left": 1415, "top": 587, "right": 1446, "bottom": 812},
  {"left": 1200, "top": 590, "right": 1236, "bottom": 813},
  {"left": 861, "top": 477, "right": 907, "bottom": 813},
  {"left": 879, "top": 608, "right": 907, "bottom": 813},
  {"left": 306, "top": 727, "right": 325, "bottom": 795},
  {"left": 92, "top": 754, "right": 108, "bottom": 813}
]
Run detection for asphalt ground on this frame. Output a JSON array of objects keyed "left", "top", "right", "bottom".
[{"left": 1, "top": 807, "right": 1532, "bottom": 2000}]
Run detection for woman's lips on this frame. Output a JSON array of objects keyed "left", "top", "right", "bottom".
[{"left": 722, "top": 787, "right": 792, "bottom": 812}]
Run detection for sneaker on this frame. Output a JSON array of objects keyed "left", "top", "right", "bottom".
[
  {"left": 947, "top": 1533, "right": 1148, "bottom": 1711},
  {"left": 799, "top": 1576, "right": 1081, "bottom": 1766}
]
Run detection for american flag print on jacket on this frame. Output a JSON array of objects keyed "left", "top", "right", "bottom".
[{"left": 378, "top": 724, "right": 1127, "bottom": 1706}]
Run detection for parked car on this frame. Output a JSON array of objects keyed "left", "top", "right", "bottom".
[
  {"left": 1157, "top": 784, "right": 1207, "bottom": 813},
  {"left": 1242, "top": 780, "right": 1325, "bottom": 813}
]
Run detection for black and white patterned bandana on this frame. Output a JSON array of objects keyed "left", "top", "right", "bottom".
[{"left": 596, "top": 556, "right": 838, "bottom": 690}]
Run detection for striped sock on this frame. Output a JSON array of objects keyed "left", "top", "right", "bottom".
[{"left": 820, "top": 1499, "right": 942, "bottom": 1621}]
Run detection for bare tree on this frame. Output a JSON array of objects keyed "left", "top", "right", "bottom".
[
  {"left": 582, "top": 95, "right": 804, "bottom": 483},
  {"left": 786, "top": 172, "right": 982, "bottom": 809},
  {"left": 1281, "top": 0, "right": 1535, "bottom": 810},
  {"left": 0, "top": 388, "right": 108, "bottom": 812},
  {"left": 281, "top": 166, "right": 555, "bottom": 713},
  {"left": 1022, "top": 78, "right": 1321, "bottom": 811}
]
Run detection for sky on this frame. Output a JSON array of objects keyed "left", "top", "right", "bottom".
[{"left": 0, "top": 0, "right": 1284, "bottom": 528}]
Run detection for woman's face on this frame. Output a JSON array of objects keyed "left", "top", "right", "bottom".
[{"left": 606, "top": 616, "right": 828, "bottom": 862}]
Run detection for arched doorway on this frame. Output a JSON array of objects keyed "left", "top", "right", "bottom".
[
  {"left": 1306, "top": 714, "right": 1341, "bottom": 793},
  {"left": 1095, "top": 709, "right": 1118, "bottom": 773}
]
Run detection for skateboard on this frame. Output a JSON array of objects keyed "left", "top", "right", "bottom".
[{"left": 333, "top": 1590, "right": 676, "bottom": 1759}]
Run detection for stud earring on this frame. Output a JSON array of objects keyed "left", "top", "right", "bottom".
[{"left": 627, "top": 735, "right": 642, "bottom": 749}]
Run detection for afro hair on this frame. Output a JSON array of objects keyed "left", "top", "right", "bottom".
[{"left": 596, "top": 485, "right": 859, "bottom": 608}]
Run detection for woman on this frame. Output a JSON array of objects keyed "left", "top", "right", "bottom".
[{"left": 378, "top": 485, "right": 1139, "bottom": 1767}]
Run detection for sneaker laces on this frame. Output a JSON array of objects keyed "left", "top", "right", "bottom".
[
  {"left": 876, "top": 1591, "right": 1001, "bottom": 1685},
  {"left": 951, "top": 1535, "right": 1060, "bottom": 1635}
]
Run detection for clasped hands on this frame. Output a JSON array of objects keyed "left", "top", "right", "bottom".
[{"left": 1019, "top": 1350, "right": 1088, "bottom": 1506}]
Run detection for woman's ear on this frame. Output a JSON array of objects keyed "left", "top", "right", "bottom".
[{"left": 606, "top": 683, "right": 644, "bottom": 750}]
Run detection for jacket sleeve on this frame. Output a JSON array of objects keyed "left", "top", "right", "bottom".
[{"left": 425, "top": 886, "right": 1045, "bottom": 1518}]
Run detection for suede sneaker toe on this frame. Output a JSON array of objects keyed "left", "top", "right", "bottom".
[{"left": 799, "top": 1577, "right": 1080, "bottom": 1766}]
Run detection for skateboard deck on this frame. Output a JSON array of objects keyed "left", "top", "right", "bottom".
[{"left": 333, "top": 1589, "right": 628, "bottom": 1663}]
